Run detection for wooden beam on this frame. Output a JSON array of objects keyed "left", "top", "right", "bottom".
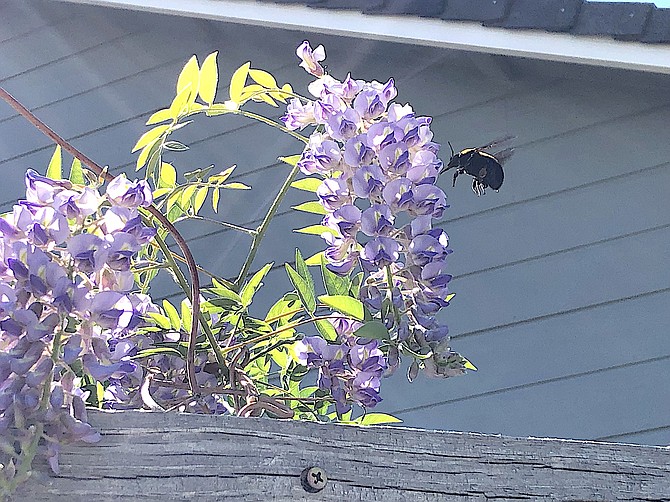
[{"left": 18, "top": 410, "right": 670, "bottom": 500}]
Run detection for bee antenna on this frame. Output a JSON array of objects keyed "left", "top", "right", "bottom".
[{"left": 448, "top": 141, "right": 455, "bottom": 157}]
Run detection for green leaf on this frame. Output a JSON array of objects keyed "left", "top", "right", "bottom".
[
  {"left": 350, "top": 272, "right": 364, "bottom": 297},
  {"left": 315, "top": 319, "right": 338, "bottom": 341},
  {"left": 167, "top": 84, "right": 193, "bottom": 120},
  {"left": 177, "top": 55, "right": 200, "bottom": 104},
  {"left": 222, "top": 182, "right": 251, "bottom": 190},
  {"left": 198, "top": 51, "right": 219, "bottom": 105},
  {"left": 132, "top": 125, "right": 169, "bottom": 153},
  {"left": 147, "top": 312, "right": 172, "bottom": 330},
  {"left": 321, "top": 255, "right": 350, "bottom": 296},
  {"left": 193, "top": 187, "right": 208, "bottom": 214},
  {"left": 159, "top": 162, "right": 177, "bottom": 188},
  {"left": 265, "top": 296, "right": 300, "bottom": 325},
  {"left": 290, "top": 177, "right": 322, "bottom": 192},
  {"left": 181, "top": 299, "right": 193, "bottom": 332},
  {"left": 69, "top": 158, "right": 85, "bottom": 185},
  {"left": 212, "top": 187, "right": 220, "bottom": 213},
  {"left": 354, "top": 321, "right": 389, "bottom": 340},
  {"left": 163, "top": 140, "right": 189, "bottom": 152},
  {"left": 292, "top": 201, "right": 327, "bottom": 215},
  {"left": 295, "top": 249, "right": 315, "bottom": 300},
  {"left": 46, "top": 145, "right": 62, "bottom": 180},
  {"left": 358, "top": 413, "right": 402, "bottom": 425},
  {"left": 294, "top": 225, "right": 339, "bottom": 237},
  {"left": 318, "top": 295, "right": 365, "bottom": 321},
  {"left": 162, "top": 300, "right": 181, "bottom": 330},
  {"left": 240, "top": 262, "right": 273, "bottom": 307},
  {"left": 285, "top": 264, "right": 316, "bottom": 314},
  {"left": 133, "top": 347, "right": 184, "bottom": 359},
  {"left": 229, "top": 62, "right": 250, "bottom": 103}
]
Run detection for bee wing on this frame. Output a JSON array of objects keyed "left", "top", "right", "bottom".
[
  {"left": 491, "top": 147, "right": 515, "bottom": 166},
  {"left": 477, "top": 134, "right": 516, "bottom": 152}
]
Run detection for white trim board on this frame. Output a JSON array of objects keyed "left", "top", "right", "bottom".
[{"left": 59, "top": 0, "right": 670, "bottom": 75}]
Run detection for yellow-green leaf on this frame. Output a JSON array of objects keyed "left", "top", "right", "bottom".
[
  {"left": 136, "top": 141, "right": 158, "bottom": 171},
  {"left": 146, "top": 108, "right": 173, "bottom": 125},
  {"left": 305, "top": 251, "right": 324, "bottom": 266},
  {"left": 159, "top": 162, "right": 177, "bottom": 188},
  {"left": 181, "top": 299, "right": 193, "bottom": 332},
  {"left": 193, "top": 187, "right": 208, "bottom": 214},
  {"left": 180, "top": 185, "right": 198, "bottom": 208},
  {"left": 294, "top": 225, "right": 339, "bottom": 237},
  {"left": 358, "top": 413, "right": 402, "bottom": 425},
  {"left": 132, "top": 125, "right": 169, "bottom": 153},
  {"left": 162, "top": 300, "right": 181, "bottom": 330},
  {"left": 177, "top": 55, "right": 199, "bottom": 103},
  {"left": 292, "top": 201, "right": 327, "bottom": 215},
  {"left": 69, "top": 157, "right": 85, "bottom": 185},
  {"left": 46, "top": 145, "right": 62, "bottom": 180},
  {"left": 318, "top": 295, "right": 365, "bottom": 321},
  {"left": 248, "top": 69, "right": 277, "bottom": 89},
  {"left": 222, "top": 182, "right": 251, "bottom": 190},
  {"left": 167, "top": 84, "right": 193, "bottom": 120},
  {"left": 229, "top": 62, "right": 250, "bottom": 104},
  {"left": 463, "top": 358, "right": 478, "bottom": 371},
  {"left": 153, "top": 187, "right": 172, "bottom": 199},
  {"left": 212, "top": 187, "right": 220, "bottom": 213},
  {"left": 209, "top": 165, "right": 236, "bottom": 184},
  {"left": 291, "top": 177, "right": 321, "bottom": 192},
  {"left": 279, "top": 154, "right": 302, "bottom": 167},
  {"left": 198, "top": 51, "right": 218, "bottom": 105}
]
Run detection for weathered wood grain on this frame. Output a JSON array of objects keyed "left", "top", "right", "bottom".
[{"left": 16, "top": 411, "right": 670, "bottom": 501}]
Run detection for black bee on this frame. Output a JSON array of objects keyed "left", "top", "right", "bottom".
[{"left": 441, "top": 136, "right": 515, "bottom": 196}]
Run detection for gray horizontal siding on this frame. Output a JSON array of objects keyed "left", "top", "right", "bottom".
[{"left": 1, "top": 0, "right": 669, "bottom": 446}]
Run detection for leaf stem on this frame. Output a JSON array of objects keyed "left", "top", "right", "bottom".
[{"left": 234, "top": 162, "right": 301, "bottom": 288}]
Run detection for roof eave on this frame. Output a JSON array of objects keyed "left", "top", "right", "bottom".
[{"left": 58, "top": 0, "right": 670, "bottom": 75}]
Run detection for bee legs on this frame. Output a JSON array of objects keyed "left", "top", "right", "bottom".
[
  {"left": 452, "top": 170, "right": 460, "bottom": 187},
  {"left": 472, "top": 178, "right": 486, "bottom": 196}
]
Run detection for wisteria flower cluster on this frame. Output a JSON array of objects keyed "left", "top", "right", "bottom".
[
  {"left": 285, "top": 42, "right": 473, "bottom": 405},
  {"left": 0, "top": 168, "right": 157, "bottom": 484}
]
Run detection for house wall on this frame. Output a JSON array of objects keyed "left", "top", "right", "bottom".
[{"left": 2, "top": 0, "right": 669, "bottom": 445}]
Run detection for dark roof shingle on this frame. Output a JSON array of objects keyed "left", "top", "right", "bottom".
[{"left": 256, "top": 0, "right": 670, "bottom": 44}]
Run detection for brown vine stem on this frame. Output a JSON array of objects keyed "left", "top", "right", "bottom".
[{"left": 0, "top": 86, "right": 201, "bottom": 394}]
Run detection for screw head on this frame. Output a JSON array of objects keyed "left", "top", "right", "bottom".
[{"left": 301, "top": 466, "right": 327, "bottom": 493}]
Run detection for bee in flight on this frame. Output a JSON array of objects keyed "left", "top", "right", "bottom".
[{"left": 441, "top": 136, "right": 515, "bottom": 196}]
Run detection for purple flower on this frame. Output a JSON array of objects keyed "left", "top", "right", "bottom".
[
  {"left": 382, "top": 178, "right": 414, "bottom": 213},
  {"left": 409, "top": 184, "right": 448, "bottom": 218},
  {"left": 326, "top": 205, "right": 361, "bottom": 239},
  {"left": 360, "top": 204, "right": 394, "bottom": 237},
  {"left": 379, "top": 142, "right": 410, "bottom": 176},
  {"left": 25, "top": 169, "right": 71, "bottom": 205},
  {"left": 317, "top": 178, "right": 350, "bottom": 212},
  {"left": 360, "top": 237, "right": 401, "bottom": 269},
  {"left": 106, "top": 174, "right": 153, "bottom": 208},
  {"left": 281, "top": 98, "right": 316, "bottom": 131},
  {"left": 105, "top": 232, "right": 140, "bottom": 272},
  {"left": 344, "top": 135, "right": 375, "bottom": 168},
  {"left": 67, "top": 234, "right": 107, "bottom": 275},
  {"left": 296, "top": 41, "right": 326, "bottom": 77}
]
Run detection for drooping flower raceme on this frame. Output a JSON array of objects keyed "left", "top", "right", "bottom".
[
  {"left": 0, "top": 169, "right": 157, "bottom": 475},
  {"left": 286, "top": 42, "right": 473, "bottom": 409}
]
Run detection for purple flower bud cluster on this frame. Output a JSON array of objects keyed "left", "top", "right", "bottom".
[
  {"left": 285, "top": 42, "right": 472, "bottom": 392},
  {"left": 0, "top": 169, "right": 157, "bottom": 475},
  {"left": 295, "top": 316, "right": 386, "bottom": 414}
]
